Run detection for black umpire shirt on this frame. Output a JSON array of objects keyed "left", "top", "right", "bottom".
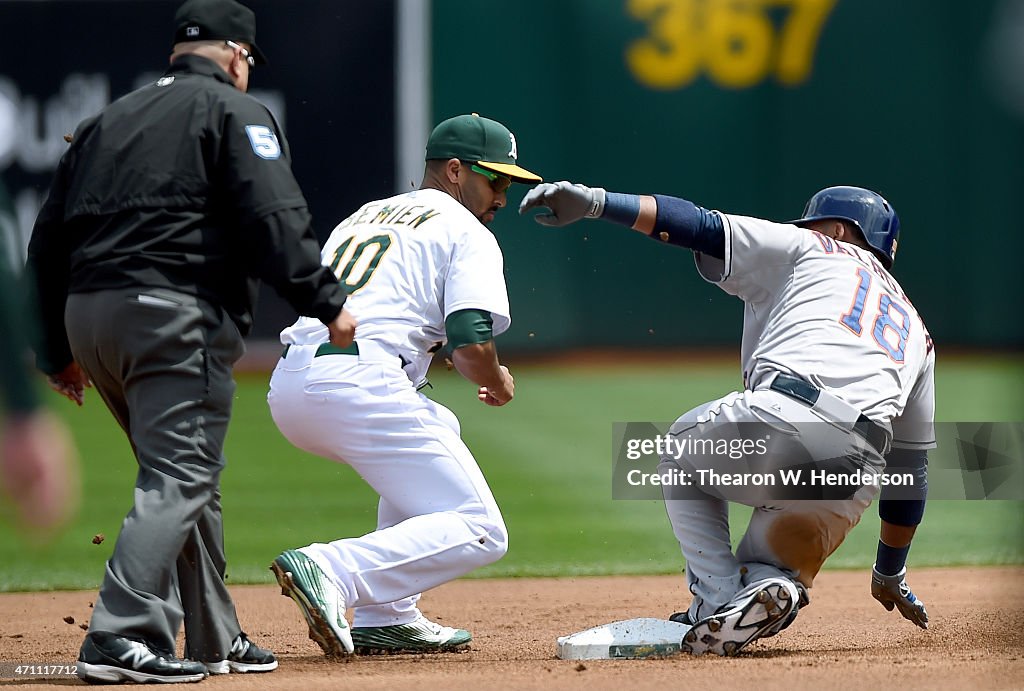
[{"left": 26, "top": 55, "right": 346, "bottom": 374}]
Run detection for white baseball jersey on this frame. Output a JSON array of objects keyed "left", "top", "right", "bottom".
[
  {"left": 269, "top": 187, "right": 512, "bottom": 626},
  {"left": 280, "top": 188, "right": 511, "bottom": 386},
  {"left": 694, "top": 213, "right": 935, "bottom": 450}
]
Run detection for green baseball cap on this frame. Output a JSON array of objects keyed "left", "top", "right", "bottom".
[{"left": 425, "top": 113, "right": 542, "bottom": 183}]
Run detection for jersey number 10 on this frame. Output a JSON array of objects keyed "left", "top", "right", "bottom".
[
  {"left": 839, "top": 267, "right": 911, "bottom": 362},
  {"left": 328, "top": 234, "right": 393, "bottom": 294}
]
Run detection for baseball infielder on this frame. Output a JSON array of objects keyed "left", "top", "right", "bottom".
[
  {"left": 520, "top": 183, "right": 934, "bottom": 655},
  {"left": 268, "top": 114, "right": 541, "bottom": 655}
]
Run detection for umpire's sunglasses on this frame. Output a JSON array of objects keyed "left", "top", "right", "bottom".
[{"left": 225, "top": 40, "right": 255, "bottom": 68}]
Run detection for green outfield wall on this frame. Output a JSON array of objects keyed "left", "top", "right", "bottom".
[
  {"left": 433, "top": 0, "right": 1024, "bottom": 350},
  {"left": 1, "top": 1, "right": 1018, "bottom": 351}
]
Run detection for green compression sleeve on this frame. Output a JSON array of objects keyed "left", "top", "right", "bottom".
[{"left": 445, "top": 308, "right": 494, "bottom": 349}]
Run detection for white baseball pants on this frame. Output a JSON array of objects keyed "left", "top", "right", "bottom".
[{"left": 268, "top": 340, "right": 508, "bottom": 627}]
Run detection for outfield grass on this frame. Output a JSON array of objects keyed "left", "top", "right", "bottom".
[{"left": 1, "top": 354, "right": 1021, "bottom": 591}]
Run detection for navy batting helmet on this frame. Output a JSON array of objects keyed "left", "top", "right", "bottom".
[{"left": 789, "top": 186, "right": 900, "bottom": 268}]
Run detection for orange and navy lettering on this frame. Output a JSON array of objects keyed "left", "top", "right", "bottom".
[{"left": 812, "top": 231, "right": 914, "bottom": 362}]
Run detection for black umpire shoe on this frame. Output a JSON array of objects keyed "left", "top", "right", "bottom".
[
  {"left": 204, "top": 633, "right": 278, "bottom": 674},
  {"left": 77, "top": 631, "right": 207, "bottom": 684}
]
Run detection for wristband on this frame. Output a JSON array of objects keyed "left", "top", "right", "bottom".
[
  {"left": 600, "top": 191, "right": 640, "bottom": 226},
  {"left": 585, "top": 187, "right": 607, "bottom": 218}
]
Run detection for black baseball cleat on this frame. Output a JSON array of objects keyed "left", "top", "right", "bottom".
[
  {"left": 668, "top": 611, "right": 694, "bottom": 625},
  {"left": 204, "top": 633, "right": 278, "bottom": 674},
  {"left": 77, "top": 631, "right": 207, "bottom": 684},
  {"left": 681, "top": 578, "right": 800, "bottom": 657}
]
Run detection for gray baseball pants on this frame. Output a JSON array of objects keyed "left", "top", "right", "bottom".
[
  {"left": 65, "top": 287, "right": 244, "bottom": 662},
  {"left": 660, "top": 385, "right": 884, "bottom": 621}
]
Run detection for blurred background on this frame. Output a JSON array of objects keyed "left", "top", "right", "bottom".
[
  {"left": 0, "top": 0, "right": 1021, "bottom": 589},
  {"left": 2, "top": 0, "right": 1022, "bottom": 352}
]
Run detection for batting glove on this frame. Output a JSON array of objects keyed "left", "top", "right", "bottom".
[
  {"left": 518, "top": 181, "right": 606, "bottom": 227},
  {"left": 871, "top": 565, "right": 929, "bottom": 630}
]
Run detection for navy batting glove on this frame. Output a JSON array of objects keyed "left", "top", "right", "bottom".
[
  {"left": 519, "top": 181, "right": 606, "bottom": 227},
  {"left": 871, "top": 565, "right": 929, "bottom": 630}
]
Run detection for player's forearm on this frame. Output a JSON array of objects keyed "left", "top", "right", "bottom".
[
  {"left": 880, "top": 520, "right": 917, "bottom": 548},
  {"left": 879, "top": 448, "right": 928, "bottom": 525},
  {"left": 601, "top": 193, "right": 725, "bottom": 259},
  {"left": 518, "top": 182, "right": 724, "bottom": 258},
  {"left": 875, "top": 448, "right": 928, "bottom": 575},
  {"left": 451, "top": 341, "right": 506, "bottom": 390}
]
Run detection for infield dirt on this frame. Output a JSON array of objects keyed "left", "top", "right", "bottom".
[{"left": 1, "top": 566, "right": 1021, "bottom": 690}]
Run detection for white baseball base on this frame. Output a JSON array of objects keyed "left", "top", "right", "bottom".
[{"left": 556, "top": 618, "right": 693, "bottom": 660}]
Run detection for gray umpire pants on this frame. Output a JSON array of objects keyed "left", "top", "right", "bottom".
[{"left": 65, "top": 287, "right": 244, "bottom": 662}]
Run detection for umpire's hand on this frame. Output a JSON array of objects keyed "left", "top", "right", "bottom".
[
  {"left": 328, "top": 307, "right": 358, "bottom": 348},
  {"left": 46, "top": 362, "right": 91, "bottom": 406},
  {"left": 519, "top": 181, "right": 607, "bottom": 227}
]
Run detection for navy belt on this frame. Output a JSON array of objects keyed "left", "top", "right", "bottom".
[
  {"left": 280, "top": 342, "right": 359, "bottom": 359},
  {"left": 769, "top": 374, "right": 888, "bottom": 455}
]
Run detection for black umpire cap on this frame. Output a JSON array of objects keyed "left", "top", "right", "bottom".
[{"left": 173, "top": 0, "right": 268, "bottom": 65}]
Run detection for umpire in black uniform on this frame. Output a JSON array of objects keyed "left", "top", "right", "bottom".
[{"left": 25, "top": 0, "right": 356, "bottom": 683}]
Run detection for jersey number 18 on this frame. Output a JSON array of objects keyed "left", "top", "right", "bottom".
[{"left": 839, "top": 267, "right": 911, "bottom": 362}]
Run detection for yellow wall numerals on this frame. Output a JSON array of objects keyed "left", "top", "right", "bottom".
[{"left": 626, "top": 0, "right": 836, "bottom": 90}]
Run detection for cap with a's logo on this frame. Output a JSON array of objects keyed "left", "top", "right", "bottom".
[
  {"left": 425, "top": 113, "right": 541, "bottom": 183},
  {"left": 173, "top": 0, "right": 268, "bottom": 65}
]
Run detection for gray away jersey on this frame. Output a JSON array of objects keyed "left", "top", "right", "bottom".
[
  {"left": 280, "top": 188, "right": 511, "bottom": 387},
  {"left": 695, "top": 213, "right": 935, "bottom": 450}
]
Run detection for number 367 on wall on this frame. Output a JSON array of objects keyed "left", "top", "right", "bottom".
[{"left": 627, "top": 0, "right": 837, "bottom": 89}]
